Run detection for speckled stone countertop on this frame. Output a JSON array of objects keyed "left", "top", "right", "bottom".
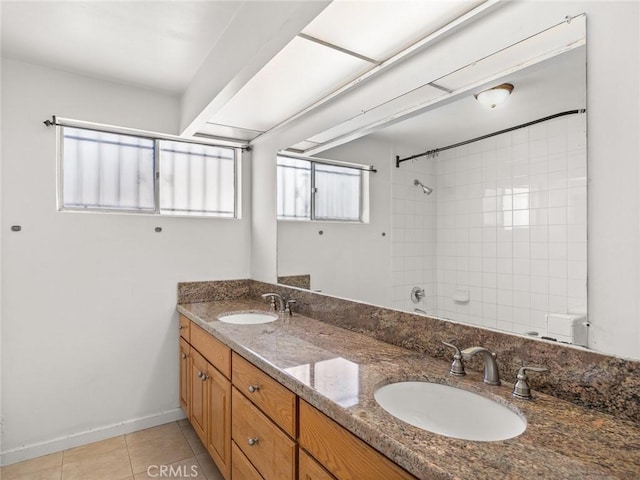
[{"left": 178, "top": 300, "right": 640, "bottom": 480}]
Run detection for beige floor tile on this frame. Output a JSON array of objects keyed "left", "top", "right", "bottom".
[
  {"left": 126, "top": 425, "right": 193, "bottom": 474},
  {"left": 179, "top": 422, "right": 207, "bottom": 456},
  {"left": 124, "top": 423, "right": 180, "bottom": 447},
  {"left": 176, "top": 418, "right": 190, "bottom": 431},
  {"left": 1, "top": 453, "right": 63, "bottom": 480},
  {"left": 63, "top": 436, "right": 126, "bottom": 464},
  {"left": 133, "top": 457, "right": 205, "bottom": 480},
  {"left": 0, "top": 465, "right": 61, "bottom": 480},
  {"left": 195, "top": 454, "right": 224, "bottom": 480},
  {"left": 61, "top": 447, "right": 132, "bottom": 480}
]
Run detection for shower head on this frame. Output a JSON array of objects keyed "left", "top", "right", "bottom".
[{"left": 413, "top": 179, "right": 433, "bottom": 195}]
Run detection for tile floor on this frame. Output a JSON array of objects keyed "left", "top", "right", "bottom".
[{"left": 0, "top": 420, "right": 223, "bottom": 480}]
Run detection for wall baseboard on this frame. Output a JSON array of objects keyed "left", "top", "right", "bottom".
[{"left": 0, "top": 408, "right": 186, "bottom": 467}]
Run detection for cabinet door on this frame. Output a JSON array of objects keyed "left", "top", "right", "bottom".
[
  {"left": 179, "top": 339, "right": 190, "bottom": 417},
  {"left": 299, "top": 449, "right": 336, "bottom": 480},
  {"left": 299, "top": 401, "right": 416, "bottom": 480},
  {"left": 232, "top": 441, "right": 263, "bottom": 480},
  {"left": 190, "top": 349, "right": 209, "bottom": 444},
  {"left": 232, "top": 387, "right": 295, "bottom": 480},
  {"left": 207, "top": 364, "right": 231, "bottom": 480}
]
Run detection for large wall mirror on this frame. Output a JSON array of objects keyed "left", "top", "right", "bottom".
[{"left": 278, "top": 16, "right": 588, "bottom": 350}]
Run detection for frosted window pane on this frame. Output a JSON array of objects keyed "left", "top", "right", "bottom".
[
  {"left": 314, "top": 164, "right": 361, "bottom": 221},
  {"left": 277, "top": 157, "right": 311, "bottom": 220},
  {"left": 62, "top": 127, "right": 155, "bottom": 210},
  {"left": 159, "top": 141, "right": 235, "bottom": 217}
]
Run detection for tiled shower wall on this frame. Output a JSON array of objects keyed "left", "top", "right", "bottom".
[{"left": 391, "top": 114, "right": 587, "bottom": 336}]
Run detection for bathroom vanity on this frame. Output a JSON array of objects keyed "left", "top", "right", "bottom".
[{"left": 176, "top": 284, "right": 639, "bottom": 480}]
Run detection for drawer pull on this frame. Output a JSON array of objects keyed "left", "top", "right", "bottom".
[
  {"left": 247, "top": 437, "right": 259, "bottom": 446},
  {"left": 179, "top": 325, "right": 186, "bottom": 330},
  {"left": 248, "top": 385, "right": 260, "bottom": 393},
  {"left": 181, "top": 353, "right": 187, "bottom": 360}
]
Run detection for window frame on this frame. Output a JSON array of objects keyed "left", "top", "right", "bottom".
[
  {"left": 276, "top": 154, "right": 371, "bottom": 223},
  {"left": 56, "top": 118, "right": 244, "bottom": 218}
]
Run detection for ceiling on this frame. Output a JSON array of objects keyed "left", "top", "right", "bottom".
[
  {"left": 0, "top": 1, "right": 585, "bottom": 152},
  {"left": 0, "top": 1, "right": 244, "bottom": 93}
]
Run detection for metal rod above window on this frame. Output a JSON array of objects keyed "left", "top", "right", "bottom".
[
  {"left": 44, "top": 115, "right": 250, "bottom": 150},
  {"left": 278, "top": 152, "right": 377, "bottom": 173}
]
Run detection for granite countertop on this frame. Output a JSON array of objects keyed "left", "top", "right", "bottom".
[{"left": 178, "top": 300, "right": 640, "bottom": 480}]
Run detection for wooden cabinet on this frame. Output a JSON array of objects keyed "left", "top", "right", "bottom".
[
  {"left": 179, "top": 316, "right": 418, "bottom": 480},
  {"left": 232, "top": 352, "right": 296, "bottom": 437},
  {"left": 179, "top": 338, "right": 190, "bottom": 417},
  {"left": 299, "top": 400, "right": 416, "bottom": 480},
  {"left": 190, "top": 349, "right": 209, "bottom": 444},
  {"left": 181, "top": 318, "right": 232, "bottom": 480},
  {"left": 231, "top": 387, "right": 295, "bottom": 480},
  {"left": 299, "top": 450, "right": 336, "bottom": 480},
  {"left": 207, "top": 364, "right": 231, "bottom": 479},
  {"left": 231, "top": 441, "right": 263, "bottom": 480},
  {"left": 179, "top": 314, "right": 191, "bottom": 342}
]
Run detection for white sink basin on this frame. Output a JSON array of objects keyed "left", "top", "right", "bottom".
[
  {"left": 218, "top": 312, "right": 278, "bottom": 325},
  {"left": 374, "top": 381, "right": 526, "bottom": 442}
]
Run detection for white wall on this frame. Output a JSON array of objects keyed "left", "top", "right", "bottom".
[
  {"left": 0, "top": 59, "right": 252, "bottom": 463},
  {"left": 277, "top": 138, "right": 392, "bottom": 305},
  {"left": 252, "top": 1, "right": 640, "bottom": 359}
]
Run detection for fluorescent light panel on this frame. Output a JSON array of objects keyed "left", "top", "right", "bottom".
[
  {"left": 301, "top": 0, "right": 485, "bottom": 62},
  {"left": 206, "top": 36, "right": 371, "bottom": 132}
]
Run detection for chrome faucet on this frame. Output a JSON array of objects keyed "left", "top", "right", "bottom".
[
  {"left": 261, "top": 293, "right": 285, "bottom": 312},
  {"left": 461, "top": 347, "right": 501, "bottom": 385}
]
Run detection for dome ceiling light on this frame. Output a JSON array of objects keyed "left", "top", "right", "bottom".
[{"left": 474, "top": 83, "right": 514, "bottom": 109}]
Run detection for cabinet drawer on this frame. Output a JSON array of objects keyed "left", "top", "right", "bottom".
[
  {"left": 299, "top": 401, "right": 416, "bottom": 480},
  {"left": 179, "top": 314, "right": 191, "bottom": 342},
  {"left": 232, "top": 352, "right": 296, "bottom": 437},
  {"left": 191, "top": 323, "right": 231, "bottom": 378},
  {"left": 232, "top": 387, "right": 295, "bottom": 480},
  {"left": 299, "top": 449, "right": 336, "bottom": 480},
  {"left": 232, "top": 441, "right": 263, "bottom": 480}
]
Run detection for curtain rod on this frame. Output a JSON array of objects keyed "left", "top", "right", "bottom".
[
  {"left": 395, "top": 109, "right": 586, "bottom": 168},
  {"left": 43, "top": 115, "right": 251, "bottom": 151},
  {"left": 279, "top": 152, "right": 377, "bottom": 173}
]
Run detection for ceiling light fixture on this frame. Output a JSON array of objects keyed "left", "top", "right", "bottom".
[{"left": 474, "top": 83, "right": 514, "bottom": 109}]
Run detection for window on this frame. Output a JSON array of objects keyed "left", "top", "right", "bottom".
[
  {"left": 59, "top": 125, "right": 238, "bottom": 217},
  {"left": 277, "top": 155, "right": 369, "bottom": 222}
]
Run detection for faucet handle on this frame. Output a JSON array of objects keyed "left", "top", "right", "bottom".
[
  {"left": 441, "top": 341, "right": 466, "bottom": 376},
  {"left": 261, "top": 293, "right": 278, "bottom": 311},
  {"left": 512, "top": 366, "right": 548, "bottom": 400},
  {"left": 284, "top": 299, "right": 297, "bottom": 316}
]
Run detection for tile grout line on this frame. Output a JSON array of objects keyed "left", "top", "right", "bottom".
[{"left": 123, "top": 431, "right": 135, "bottom": 480}]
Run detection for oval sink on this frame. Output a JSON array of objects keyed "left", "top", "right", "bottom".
[
  {"left": 374, "top": 381, "right": 526, "bottom": 442},
  {"left": 218, "top": 312, "right": 278, "bottom": 325}
]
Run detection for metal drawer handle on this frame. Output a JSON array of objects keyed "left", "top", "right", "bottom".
[
  {"left": 247, "top": 437, "right": 259, "bottom": 446},
  {"left": 248, "top": 385, "right": 260, "bottom": 393},
  {"left": 179, "top": 325, "right": 186, "bottom": 330},
  {"left": 181, "top": 353, "right": 187, "bottom": 360}
]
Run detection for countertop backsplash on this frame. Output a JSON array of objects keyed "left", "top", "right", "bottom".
[{"left": 178, "top": 279, "right": 640, "bottom": 423}]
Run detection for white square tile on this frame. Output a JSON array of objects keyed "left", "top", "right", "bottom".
[
  {"left": 530, "top": 259, "right": 549, "bottom": 277},
  {"left": 568, "top": 243, "right": 587, "bottom": 262},
  {"left": 513, "top": 259, "right": 530, "bottom": 275},
  {"left": 549, "top": 260, "right": 568, "bottom": 278},
  {"left": 497, "top": 289, "right": 513, "bottom": 306},
  {"left": 531, "top": 276, "right": 549, "bottom": 294},
  {"left": 513, "top": 274, "right": 530, "bottom": 292},
  {"left": 513, "top": 292, "right": 531, "bottom": 308}
]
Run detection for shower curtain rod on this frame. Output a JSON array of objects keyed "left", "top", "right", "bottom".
[{"left": 395, "top": 109, "right": 586, "bottom": 168}]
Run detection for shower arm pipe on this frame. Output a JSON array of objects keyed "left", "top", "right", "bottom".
[{"left": 395, "top": 109, "right": 585, "bottom": 168}]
